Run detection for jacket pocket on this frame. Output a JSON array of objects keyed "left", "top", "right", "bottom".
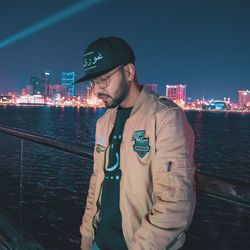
[{"left": 155, "top": 158, "right": 194, "bottom": 202}]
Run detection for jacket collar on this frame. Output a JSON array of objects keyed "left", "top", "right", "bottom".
[
  {"left": 108, "top": 85, "right": 153, "bottom": 124},
  {"left": 130, "top": 86, "right": 153, "bottom": 116}
]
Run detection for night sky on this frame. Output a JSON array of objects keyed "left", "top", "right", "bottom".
[{"left": 0, "top": 0, "right": 249, "bottom": 101}]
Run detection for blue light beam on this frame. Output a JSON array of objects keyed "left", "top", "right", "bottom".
[{"left": 0, "top": 0, "right": 104, "bottom": 49}]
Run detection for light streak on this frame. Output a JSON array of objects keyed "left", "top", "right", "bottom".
[{"left": 0, "top": 0, "right": 104, "bottom": 49}]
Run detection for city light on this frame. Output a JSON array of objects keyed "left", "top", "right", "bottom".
[{"left": 0, "top": 76, "right": 249, "bottom": 112}]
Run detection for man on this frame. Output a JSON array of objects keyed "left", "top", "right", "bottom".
[{"left": 76, "top": 37, "right": 196, "bottom": 250}]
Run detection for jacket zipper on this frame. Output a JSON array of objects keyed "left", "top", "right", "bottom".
[{"left": 119, "top": 140, "right": 131, "bottom": 247}]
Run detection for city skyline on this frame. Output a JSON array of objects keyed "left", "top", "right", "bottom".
[
  {"left": 0, "top": 0, "right": 250, "bottom": 101},
  {"left": 0, "top": 66, "right": 248, "bottom": 103}
]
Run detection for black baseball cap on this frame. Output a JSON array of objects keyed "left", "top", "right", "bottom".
[{"left": 75, "top": 36, "right": 135, "bottom": 83}]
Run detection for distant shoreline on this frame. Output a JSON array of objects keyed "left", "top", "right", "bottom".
[
  {"left": 184, "top": 108, "right": 250, "bottom": 114},
  {"left": 0, "top": 103, "right": 249, "bottom": 114}
]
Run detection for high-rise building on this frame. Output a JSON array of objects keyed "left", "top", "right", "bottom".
[
  {"left": 238, "top": 90, "right": 250, "bottom": 105},
  {"left": 26, "top": 84, "right": 33, "bottom": 95},
  {"left": 85, "top": 86, "right": 105, "bottom": 107},
  {"left": 30, "top": 76, "right": 43, "bottom": 95},
  {"left": 166, "top": 84, "right": 186, "bottom": 105},
  {"left": 49, "top": 84, "right": 64, "bottom": 100},
  {"left": 61, "top": 72, "right": 76, "bottom": 97},
  {"left": 86, "top": 86, "right": 98, "bottom": 106},
  {"left": 41, "top": 71, "right": 51, "bottom": 96},
  {"left": 144, "top": 84, "right": 158, "bottom": 93}
]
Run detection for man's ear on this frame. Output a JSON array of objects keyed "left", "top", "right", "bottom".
[{"left": 125, "top": 63, "right": 136, "bottom": 81}]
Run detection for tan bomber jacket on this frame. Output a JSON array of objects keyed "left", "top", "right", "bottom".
[{"left": 80, "top": 87, "right": 196, "bottom": 250}]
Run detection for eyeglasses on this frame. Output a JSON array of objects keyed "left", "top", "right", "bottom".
[{"left": 86, "top": 65, "right": 124, "bottom": 89}]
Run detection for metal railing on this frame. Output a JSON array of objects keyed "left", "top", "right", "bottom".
[
  {"left": 0, "top": 125, "right": 249, "bottom": 208},
  {"left": 0, "top": 125, "right": 250, "bottom": 250}
]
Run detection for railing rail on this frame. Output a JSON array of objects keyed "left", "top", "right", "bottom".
[
  {"left": 0, "top": 126, "right": 93, "bottom": 160},
  {"left": 0, "top": 125, "right": 249, "bottom": 209}
]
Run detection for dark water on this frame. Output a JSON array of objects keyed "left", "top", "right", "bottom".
[{"left": 0, "top": 106, "right": 250, "bottom": 250}]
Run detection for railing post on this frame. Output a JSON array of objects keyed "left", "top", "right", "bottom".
[{"left": 19, "top": 139, "right": 24, "bottom": 249}]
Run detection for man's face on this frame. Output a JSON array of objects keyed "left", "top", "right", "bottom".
[{"left": 93, "top": 66, "right": 129, "bottom": 108}]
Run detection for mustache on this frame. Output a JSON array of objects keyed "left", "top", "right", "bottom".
[{"left": 98, "top": 93, "right": 111, "bottom": 99}]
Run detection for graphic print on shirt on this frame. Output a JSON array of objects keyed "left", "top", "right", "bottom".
[
  {"left": 106, "top": 152, "right": 119, "bottom": 172},
  {"left": 106, "top": 134, "right": 122, "bottom": 180}
]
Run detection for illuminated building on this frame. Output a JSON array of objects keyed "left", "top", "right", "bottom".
[
  {"left": 202, "top": 101, "right": 227, "bottom": 110},
  {"left": 238, "top": 90, "right": 250, "bottom": 105},
  {"left": 144, "top": 84, "right": 158, "bottom": 93},
  {"left": 61, "top": 72, "right": 76, "bottom": 97},
  {"left": 49, "top": 84, "right": 64, "bottom": 100},
  {"left": 166, "top": 84, "right": 186, "bottom": 106},
  {"left": 86, "top": 87, "right": 103, "bottom": 107},
  {"left": 26, "top": 84, "right": 33, "bottom": 95},
  {"left": 30, "top": 76, "right": 43, "bottom": 95},
  {"left": 0, "top": 95, "right": 12, "bottom": 104},
  {"left": 41, "top": 71, "right": 51, "bottom": 96},
  {"left": 16, "top": 95, "right": 45, "bottom": 104},
  {"left": 86, "top": 87, "right": 98, "bottom": 106},
  {"left": 21, "top": 88, "right": 27, "bottom": 96}
]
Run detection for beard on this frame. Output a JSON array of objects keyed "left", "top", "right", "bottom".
[{"left": 98, "top": 80, "right": 129, "bottom": 109}]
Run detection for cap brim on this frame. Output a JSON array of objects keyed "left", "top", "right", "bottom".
[{"left": 74, "top": 67, "right": 115, "bottom": 84}]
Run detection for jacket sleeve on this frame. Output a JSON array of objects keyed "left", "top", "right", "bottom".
[
  {"left": 130, "top": 108, "right": 196, "bottom": 250},
  {"left": 80, "top": 131, "right": 101, "bottom": 248},
  {"left": 80, "top": 166, "right": 97, "bottom": 249}
]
